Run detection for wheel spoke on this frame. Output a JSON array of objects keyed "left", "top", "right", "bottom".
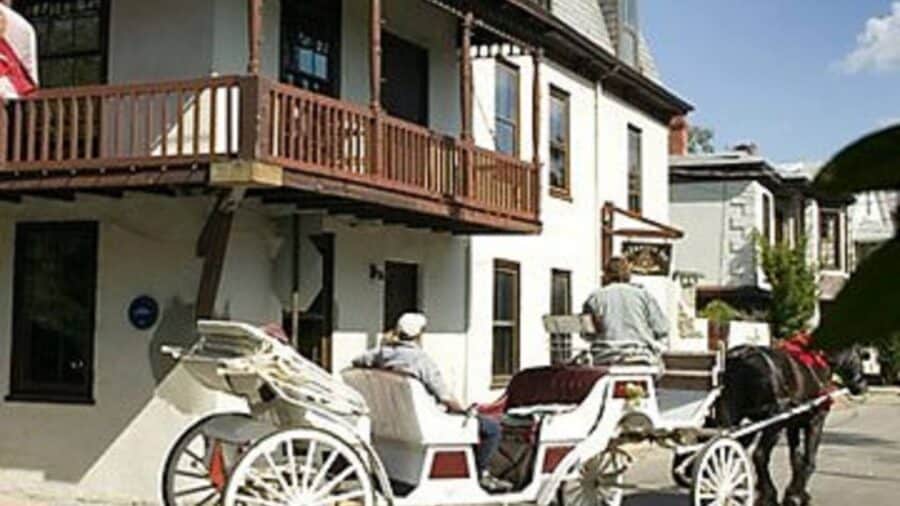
[
  {"left": 263, "top": 450, "right": 294, "bottom": 494},
  {"left": 311, "top": 489, "right": 365, "bottom": 506},
  {"left": 286, "top": 439, "right": 299, "bottom": 490},
  {"left": 302, "top": 440, "right": 318, "bottom": 492},
  {"left": 183, "top": 448, "right": 207, "bottom": 469},
  {"left": 246, "top": 467, "right": 291, "bottom": 501},
  {"left": 311, "top": 466, "right": 355, "bottom": 499},
  {"left": 309, "top": 450, "right": 340, "bottom": 493},
  {"left": 175, "top": 469, "right": 210, "bottom": 480},
  {"left": 174, "top": 484, "right": 216, "bottom": 498},
  {"left": 196, "top": 490, "right": 220, "bottom": 506},
  {"left": 234, "top": 493, "right": 286, "bottom": 506}
]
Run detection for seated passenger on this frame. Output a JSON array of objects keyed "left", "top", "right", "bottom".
[
  {"left": 352, "top": 312, "right": 511, "bottom": 492},
  {"left": 583, "top": 257, "right": 669, "bottom": 363}
]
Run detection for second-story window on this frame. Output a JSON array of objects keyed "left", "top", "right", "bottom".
[
  {"left": 627, "top": 125, "right": 642, "bottom": 213},
  {"left": 495, "top": 61, "right": 520, "bottom": 156},
  {"left": 18, "top": 0, "right": 109, "bottom": 88},
  {"left": 549, "top": 87, "right": 570, "bottom": 196},
  {"left": 819, "top": 209, "right": 843, "bottom": 270},
  {"left": 619, "top": 0, "right": 639, "bottom": 67}
]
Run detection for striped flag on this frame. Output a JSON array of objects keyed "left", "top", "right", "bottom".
[{"left": 0, "top": 4, "right": 38, "bottom": 98}]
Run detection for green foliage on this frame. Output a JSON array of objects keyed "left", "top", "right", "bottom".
[
  {"left": 755, "top": 233, "right": 818, "bottom": 340},
  {"left": 813, "top": 124, "right": 900, "bottom": 195},
  {"left": 687, "top": 126, "right": 715, "bottom": 154},
  {"left": 700, "top": 299, "right": 740, "bottom": 325}
]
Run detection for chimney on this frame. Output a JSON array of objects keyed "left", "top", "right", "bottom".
[
  {"left": 732, "top": 142, "right": 759, "bottom": 156},
  {"left": 669, "top": 116, "right": 688, "bottom": 156}
]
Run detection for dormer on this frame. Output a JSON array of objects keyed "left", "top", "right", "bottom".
[{"left": 618, "top": 0, "right": 640, "bottom": 67}]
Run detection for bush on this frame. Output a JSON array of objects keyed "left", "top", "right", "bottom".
[{"left": 756, "top": 234, "right": 818, "bottom": 340}]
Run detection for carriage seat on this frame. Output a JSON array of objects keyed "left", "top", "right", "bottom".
[
  {"left": 341, "top": 368, "right": 478, "bottom": 446},
  {"left": 503, "top": 365, "right": 609, "bottom": 412}
]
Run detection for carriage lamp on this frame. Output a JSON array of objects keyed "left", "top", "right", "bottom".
[{"left": 613, "top": 380, "right": 649, "bottom": 401}]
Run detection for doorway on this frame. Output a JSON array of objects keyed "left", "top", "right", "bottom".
[
  {"left": 288, "top": 233, "right": 335, "bottom": 369},
  {"left": 383, "top": 262, "right": 419, "bottom": 331},
  {"left": 381, "top": 32, "right": 429, "bottom": 126}
]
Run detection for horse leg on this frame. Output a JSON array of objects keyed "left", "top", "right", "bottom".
[
  {"left": 783, "top": 424, "right": 805, "bottom": 506},
  {"left": 784, "top": 413, "right": 826, "bottom": 506},
  {"left": 753, "top": 426, "right": 781, "bottom": 506}
]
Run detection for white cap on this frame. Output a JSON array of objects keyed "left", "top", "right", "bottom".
[{"left": 397, "top": 313, "right": 427, "bottom": 339}]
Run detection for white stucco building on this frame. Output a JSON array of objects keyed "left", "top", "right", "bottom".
[
  {"left": 668, "top": 143, "right": 855, "bottom": 329},
  {"left": 0, "top": 0, "right": 690, "bottom": 502}
]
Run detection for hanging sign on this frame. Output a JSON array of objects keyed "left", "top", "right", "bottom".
[
  {"left": 622, "top": 242, "right": 672, "bottom": 276},
  {"left": 0, "top": 4, "right": 38, "bottom": 98}
]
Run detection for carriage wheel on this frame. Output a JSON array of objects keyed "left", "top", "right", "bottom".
[
  {"left": 162, "top": 412, "right": 250, "bottom": 506},
  {"left": 557, "top": 449, "right": 626, "bottom": 506},
  {"left": 223, "top": 428, "right": 374, "bottom": 506},
  {"left": 691, "top": 438, "right": 754, "bottom": 506}
]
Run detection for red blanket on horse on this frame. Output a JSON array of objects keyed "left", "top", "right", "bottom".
[{"left": 778, "top": 332, "right": 829, "bottom": 371}]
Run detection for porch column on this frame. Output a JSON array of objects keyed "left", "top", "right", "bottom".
[
  {"left": 460, "top": 12, "right": 475, "bottom": 198},
  {"left": 247, "top": 0, "right": 263, "bottom": 75},
  {"left": 601, "top": 201, "right": 614, "bottom": 285},
  {"left": 370, "top": 0, "right": 383, "bottom": 175},
  {"left": 531, "top": 48, "right": 543, "bottom": 168}
]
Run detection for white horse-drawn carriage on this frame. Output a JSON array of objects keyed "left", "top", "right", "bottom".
[{"left": 161, "top": 319, "right": 755, "bottom": 506}]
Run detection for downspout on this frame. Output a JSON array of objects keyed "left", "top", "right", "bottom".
[{"left": 594, "top": 79, "right": 602, "bottom": 286}]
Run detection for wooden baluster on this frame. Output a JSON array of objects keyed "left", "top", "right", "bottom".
[
  {"left": 210, "top": 85, "right": 218, "bottom": 157},
  {"left": 160, "top": 92, "right": 168, "bottom": 157},
  {"left": 13, "top": 102, "right": 22, "bottom": 162},
  {"left": 70, "top": 97, "right": 79, "bottom": 160},
  {"left": 176, "top": 91, "right": 184, "bottom": 156},
  {"left": 55, "top": 98, "right": 64, "bottom": 161},
  {"left": 38, "top": 100, "right": 48, "bottom": 161},
  {"left": 193, "top": 88, "right": 201, "bottom": 156},
  {"left": 129, "top": 92, "right": 138, "bottom": 158},
  {"left": 225, "top": 86, "right": 233, "bottom": 155},
  {"left": 85, "top": 96, "right": 94, "bottom": 159}
]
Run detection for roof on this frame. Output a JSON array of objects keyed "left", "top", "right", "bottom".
[
  {"left": 481, "top": 0, "right": 692, "bottom": 121},
  {"left": 670, "top": 152, "right": 855, "bottom": 204}
]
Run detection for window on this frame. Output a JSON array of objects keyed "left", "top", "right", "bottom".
[
  {"left": 18, "top": 0, "right": 109, "bottom": 88},
  {"left": 281, "top": 0, "right": 342, "bottom": 97},
  {"left": 549, "top": 269, "right": 572, "bottom": 365},
  {"left": 819, "top": 210, "right": 842, "bottom": 270},
  {"left": 9, "top": 222, "right": 98, "bottom": 403},
  {"left": 762, "top": 193, "right": 773, "bottom": 244},
  {"left": 619, "top": 0, "right": 639, "bottom": 67},
  {"left": 549, "top": 87, "right": 570, "bottom": 196},
  {"left": 627, "top": 125, "right": 642, "bottom": 213},
  {"left": 492, "top": 260, "right": 520, "bottom": 383},
  {"left": 495, "top": 61, "right": 520, "bottom": 156}
]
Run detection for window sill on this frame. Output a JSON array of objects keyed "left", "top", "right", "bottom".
[
  {"left": 549, "top": 187, "right": 572, "bottom": 202},
  {"left": 5, "top": 393, "right": 95, "bottom": 406},
  {"left": 491, "top": 375, "right": 513, "bottom": 390}
]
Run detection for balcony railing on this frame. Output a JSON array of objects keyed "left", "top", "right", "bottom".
[{"left": 0, "top": 75, "right": 539, "bottom": 228}]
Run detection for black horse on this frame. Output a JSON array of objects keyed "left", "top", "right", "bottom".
[{"left": 717, "top": 344, "right": 867, "bottom": 506}]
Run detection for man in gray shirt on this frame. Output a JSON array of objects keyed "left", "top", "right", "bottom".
[
  {"left": 352, "top": 313, "right": 509, "bottom": 491},
  {"left": 583, "top": 257, "right": 669, "bottom": 356}
]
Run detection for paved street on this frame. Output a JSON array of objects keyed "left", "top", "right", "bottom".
[{"left": 623, "top": 390, "right": 900, "bottom": 506}]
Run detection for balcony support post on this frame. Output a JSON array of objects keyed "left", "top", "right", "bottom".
[
  {"left": 370, "top": 0, "right": 383, "bottom": 176},
  {"left": 531, "top": 48, "right": 543, "bottom": 214},
  {"left": 460, "top": 12, "right": 475, "bottom": 199},
  {"left": 247, "top": 0, "right": 263, "bottom": 75}
]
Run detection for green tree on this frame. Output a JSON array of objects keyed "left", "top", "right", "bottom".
[
  {"left": 688, "top": 126, "right": 715, "bottom": 154},
  {"left": 756, "top": 234, "right": 818, "bottom": 339}
]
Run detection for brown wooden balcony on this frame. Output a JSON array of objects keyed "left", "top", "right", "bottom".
[{"left": 0, "top": 75, "right": 540, "bottom": 234}]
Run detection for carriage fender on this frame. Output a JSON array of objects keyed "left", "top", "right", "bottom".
[{"left": 535, "top": 398, "right": 625, "bottom": 506}]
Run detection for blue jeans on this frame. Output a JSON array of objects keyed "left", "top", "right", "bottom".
[{"left": 476, "top": 415, "right": 502, "bottom": 473}]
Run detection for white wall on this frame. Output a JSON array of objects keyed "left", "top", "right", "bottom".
[
  {"left": 671, "top": 180, "right": 770, "bottom": 289},
  {"left": 0, "top": 196, "right": 283, "bottom": 502}
]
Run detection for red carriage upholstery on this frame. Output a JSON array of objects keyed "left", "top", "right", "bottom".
[{"left": 503, "top": 365, "right": 609, "bottom": 410}]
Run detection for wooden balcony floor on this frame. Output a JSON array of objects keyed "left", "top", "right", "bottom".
[{"left": 0, "top": 75, "right": 540, "bottom": 234}]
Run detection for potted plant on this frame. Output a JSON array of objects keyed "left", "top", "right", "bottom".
[{"left": 700, "top": 300, "right": 739, "bottom": 351}]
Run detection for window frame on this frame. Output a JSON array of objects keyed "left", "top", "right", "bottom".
[
  {"left": 818, "top": 209, "right": 843, "bottom": 271},
  {"left": 492, "top": 259, "right": 520, "bottom": 386},
  {"left": 494, "top": 59, "right": 520, "bottom": 157},
  {"left": 548, "top": 86, "right": 571, "bottom": 199},
  {"left": 17, "top": 0, "right": 111, "bottom": 88},
  {"left": 627, "top": 124, "right": 643, "bottom": 214},
  {"left": 549, "top": 269, "right": 572, "bottom": 365},
  {"left": 8, "top": 221, "right": 99, "bottom": 405}
]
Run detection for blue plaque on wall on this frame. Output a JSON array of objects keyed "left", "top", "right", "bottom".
[{"left": 128, "top": 295, "right": 159, "bottom": 330}]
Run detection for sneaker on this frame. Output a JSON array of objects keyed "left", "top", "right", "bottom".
[{"left": 479, "top": 472, "right": 513, "bottom": 492}]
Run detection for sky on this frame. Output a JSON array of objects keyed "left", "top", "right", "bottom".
[{"left": 643, "top": 0, "right": 900, "bottom": 165}]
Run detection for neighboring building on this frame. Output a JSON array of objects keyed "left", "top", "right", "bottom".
[
  {"left": 0, "top": 0, "right": 690, "bottom": 502},
  {"left": 668, "top": 137, "right": 854, "bottom": 325},
  {"left": 850, "top": 190, "right": 898, "bottom": 261}
]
